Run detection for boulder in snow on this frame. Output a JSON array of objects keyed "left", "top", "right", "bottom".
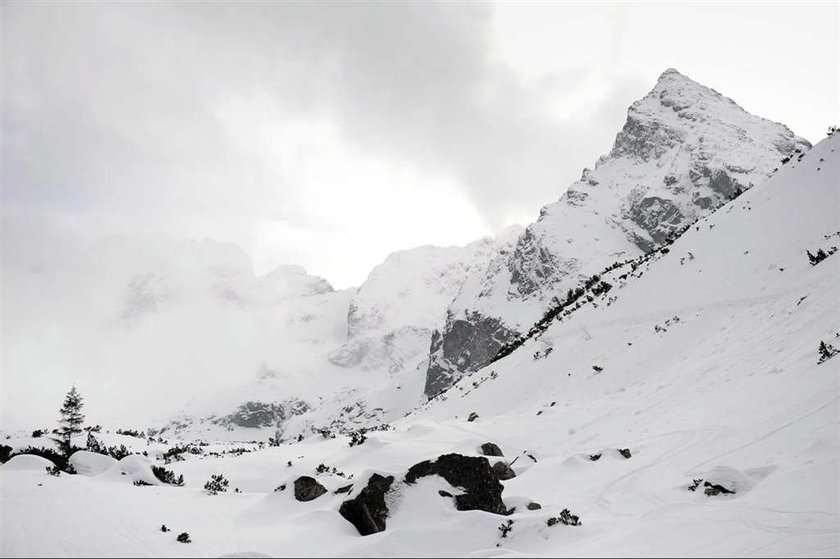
[
  {"left": 338, "top": 473, "right": 394, "bottom": 536},
  {"left": 69, "top": 450, "right": 117, "bottom": 476},
  {"left": 492, "top": 461, "right": 516, "bottom": 481},
  {"left": 479, "top": 442, "right": 504, "bottom": 457},
  {"left": 293, "top": 476, "right": 327, "bottom": 502},
  {"left": 405, "top": 454, "right": 507, "bottom": 515}
]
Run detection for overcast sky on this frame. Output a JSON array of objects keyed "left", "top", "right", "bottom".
[{"left": 3, "top": 1, "right": 837, "bottom": 288}]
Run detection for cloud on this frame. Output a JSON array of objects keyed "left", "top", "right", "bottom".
[
  {"left": 1, "top": 2, "right": 646, "bottom": 286},
  {"left": 3, "top": 2, "right": 834, "bottom": 287}
]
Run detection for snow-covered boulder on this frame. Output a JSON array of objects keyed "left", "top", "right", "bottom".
[
  {"left": 100, "top": 454, "right": 159, "bottom": 485},
  {"left": 69, "top": 450, "right": 118, "bottom": 477},
  {"left": 0, "top": 454, "right": 55, "bottom": 471}
]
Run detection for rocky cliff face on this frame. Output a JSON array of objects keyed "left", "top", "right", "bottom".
[
  {"left": 329, "top": 230, "right": 521, "bottom": 375},
  {"left": 424, "top": 68, "right": 810, "bottom": 397}
]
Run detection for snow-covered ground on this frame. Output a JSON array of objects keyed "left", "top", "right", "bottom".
[{"left": 2, "top": 129, "right": 837, "bottom": 557}]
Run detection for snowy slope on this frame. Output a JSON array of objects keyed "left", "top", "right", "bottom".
[
  {"left": 2, "top": 127, "right": 836, "bottom": 558},
  {"left": 425, "top": 68, "right": 811, "bottom": 397}
]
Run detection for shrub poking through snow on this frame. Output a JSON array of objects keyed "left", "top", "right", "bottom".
[
  {"left": 547, "top": 508, "right": 582, "bottom": 527},
  {"left": 104, "top": 445, "right": 132, "bottom": 461},
  {"left": 161, "top": 445, "right": 190, "bottom": 464},
  {"left": 115, "top": 429, "right": 145, "bottom": 438},
  {"left": 818, "top": 341, "right": 839, "bottom": 364},
  {"left": 592, "top": 365, "right": 604, "bottom": 373},
  {"left": 133, "top": 479, "right": 152, "bottom": 487},
  {"left": 152, "top": 465, "right": 184, "bottom": 486},
  {"left": 86, "top": 432, "right": 102, "bottom": 454},
  {"left": 160, "top": 525, "right": 169, "bottom": 533},
  {"left": 348, "top": 430, "right": 367, "bottom": 447},
  {"left": 203, "top": 474, "right": 229, "bottom": 495},
  {"left": 176, "top": 532, "right": 191, "bottom": 543},
  {"left": 688, "top": 478, "right": 703, "bottom": 492},
  {"left": 589, "top": 453, "right": 601, "bottom": 461},
  {"left": 807, "top": 247, "right": 836, "bottom": 266},
  {"left": 46, "top": 465, "right": 62, "bottom": 477},
  {"left": 0, "top": 445, "right": 12, "bottom": 464},
  {"left": 498, "top": 520, "right": 514, "bottom": 538}
]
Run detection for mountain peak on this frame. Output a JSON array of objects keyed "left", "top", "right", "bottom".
[{"left": 658, "top": 67, "right": 683, "bottom": 78}]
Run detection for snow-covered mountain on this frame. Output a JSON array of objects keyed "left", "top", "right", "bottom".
[
  {"left": 164, "top": 230, "right": 523, "bottom": 439},
  {"left": 424, "top": 68, "right": 811, "bottom": 397},
  {"left": 1, "top": 224, "right": 528, "bottom": 439},
  {"left": 329, "top": 228, "right": 521, "bottom": 374},
  {"left": 3, "top": 110, "right": 836, "bottom": 559}
]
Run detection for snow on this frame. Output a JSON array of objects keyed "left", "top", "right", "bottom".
[
  {"left": 1, "top": 77, "right": 838, "bottom": 557},
  {"left": 69, "top": 451, "right": 118, "bottom": 477},
  {"left": 1, "top": 454, "right": 55, "bottom": 472},
  {"left": 6, "top": 131, "right": 835, "bottom": 557}
]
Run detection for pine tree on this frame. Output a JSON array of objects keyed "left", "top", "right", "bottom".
[{"left": 55, "top": 386, "right": 85, "bottom": 455}]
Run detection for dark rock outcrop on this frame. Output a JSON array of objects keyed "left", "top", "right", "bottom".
[
  {"left": 338, "top": 473, "right": 394, "bottom": 536},
  {"left": 405, "top": 454, "right": 507, "bottom": 515},
  {"left": 492, "top": 461, "right": 516, "bottom": 481},
  {"left": 627, "top": 196, "right": 684, "bottom": 248},
  {"left": 218, "top": 399, "right": 310, "bottom": 429},
  {"left": 424, "top": 313, "right": 517, "bottom": 398},
  {"left": 293, "top": 476, "right": 327, "bottom": 502},
  {"left": 703, "top": 481, "right": 735, "bottom": 496},
  {"left": 479, "top": 443, "right": 504, "bottom": 457}
]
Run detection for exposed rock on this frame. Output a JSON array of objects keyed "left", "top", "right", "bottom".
[
  {"left": 589, "top": 453, "right": 602, "bottom": 461},
  {"left": 293, "top": 476, "right": 327, "bottom": 502},
  {"left": 627, "top": 196, "right": 684, "bottom": 247},
  {"left": 479, "top": 443, "right": 504, "bottom": 457},
  {"left": 334, "top": 484, "right": 353, "bottom": 495},
  {"left": 467, "top": 412, "right": 479, "bottom": 422},
  {"left": 424, "top": 313, "right": 517, "bottom": 398},
  {"left": 703, "top": 481, "right": 735, "bottom": 496},
  {"left": 338, "top": 473, "right": 394, "bottom": 536},
  {"left": 438, "top": 490, "right": 453, "bottom": 498},
  {"left": 405, "top": 454, "right": 507, "bottom": 515},
  {"left": 526, "top": 502, "right": 542, "bottom": 511},
  {"left": 212, "top": 399, "right": 310, "bottom": 429},
  {"left": 618, "top": 448, "right": 632, "bottom": 459},
  {"left": 492, "top": 461, "right": 516, "bottom": 481}
]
